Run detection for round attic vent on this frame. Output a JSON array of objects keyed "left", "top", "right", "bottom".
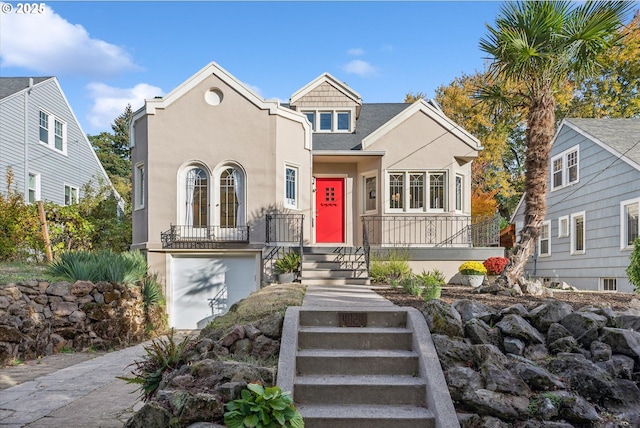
[{"left": 205, "top": 88, "right": 223, "bottom": 106}]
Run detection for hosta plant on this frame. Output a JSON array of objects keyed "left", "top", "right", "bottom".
[
  {"left": 458, "top": 261, "right": 487, "bottom": 276},
  {"left": 224, "top": 382, "right": 304, "bottom": 428}
]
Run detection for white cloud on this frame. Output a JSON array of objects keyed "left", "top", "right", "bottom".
[
  {"left": 347, "top": 48, "right": 365, "bottom": 56},
  {"left": 86, "top": 82, "right": 162, "bottom": 131},
  {"left": 381, "top": 44, "right": 394, "bottom": 52},
  {"left": 0, "top": 2, "right": 138, "bottom": 76},
  {"left": 343, "top": 60, "right": 377, "bottom": 77}
]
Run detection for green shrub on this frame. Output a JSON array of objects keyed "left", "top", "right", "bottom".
[
  {"left": 141, "top": 272, "right": 165, "bottom": 309},
  {"left": 46, "top": 250, "right": 147, "bottom": 284},
  {"left": 369, "top": 259, "right": 391, "bottom": 283},
  {"left": 627, "top": 238, "right": 640, "bottom": 293},
  {"left": 369, "top": 250, "right": 411, "bottom": 283},
  {"left": 224, "top": 382, "right": 304, "bottom": 428},
  {"left": 118, "top": 329, "right": 193, "bottom": 401},
  {"left": 401, "top": 276, "right": 423, "bottom": 298},
  {"left": 275, "top": 252, "right": 300, "bottom": 274}
]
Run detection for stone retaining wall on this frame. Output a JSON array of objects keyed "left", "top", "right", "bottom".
[{"left": 0, "top": 280, "right": 147, "bottom": 365}]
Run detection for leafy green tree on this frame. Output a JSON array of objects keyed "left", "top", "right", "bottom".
[
  {"left": 89, "top": 104, "right": 133, "bottom": 186},
  {"left": 479, "top": 0, "right": 633, "bottom": 286},
  {"left": 567, "top": 10, "right": 640, "bottom": 118}
]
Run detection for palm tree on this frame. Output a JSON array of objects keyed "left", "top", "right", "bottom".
[{"left": 479, "top": 0, "right": 634, "bottom": 286}]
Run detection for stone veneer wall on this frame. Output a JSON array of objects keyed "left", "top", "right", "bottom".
[{"left": 0, "top": 280, "right": 147, "bottom": 365}]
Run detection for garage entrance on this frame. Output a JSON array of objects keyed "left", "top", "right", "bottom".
[{"left": 169, "top": 254, "right": 258, "bottom": 329}]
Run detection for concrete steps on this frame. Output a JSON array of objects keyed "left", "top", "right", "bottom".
[
  {"left": 300, "top": 247, "right": 370, "bottom": 286},
  {"left": 278, "top": 306, "right": 458, "bottom": 427},
  {"left": 295, "top": 404, "right": 435, "bottom": 428}
]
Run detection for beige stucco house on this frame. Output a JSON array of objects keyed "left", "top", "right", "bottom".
[{"left": 131, "top": 62, "right": 497, "bottom": 328}]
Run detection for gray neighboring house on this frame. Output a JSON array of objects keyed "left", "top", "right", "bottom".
[
  {"left": 0, "top": 77, "right": 113, "bottom": 205},
  {"left": 512, "top": 118, "right": 640, "bottom": 292}
]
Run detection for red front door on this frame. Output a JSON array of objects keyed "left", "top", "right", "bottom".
[{"left": 315, "top": 177, "right": 345, "bottom": 243}]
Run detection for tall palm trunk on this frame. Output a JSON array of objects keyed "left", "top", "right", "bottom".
[{"left": 503, "top": 93, "right": 556, "bottom": 286}]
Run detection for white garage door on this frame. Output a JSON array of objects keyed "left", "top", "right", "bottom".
[{"left": 170, "top": 255, "right": 258, "bottom": 329}]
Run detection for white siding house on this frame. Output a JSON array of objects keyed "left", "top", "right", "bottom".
[
  {"left": 0, "top": 77, "right": 112, "bottom": 205},
  {"left": 512, "top": 118, "right": 640, "bottom": 292}
]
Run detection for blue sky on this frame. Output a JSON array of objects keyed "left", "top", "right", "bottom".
[{"left": 2, "top": 1, "right": 633, "bottom": 135}]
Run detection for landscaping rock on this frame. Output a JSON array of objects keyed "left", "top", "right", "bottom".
[
  {"left": 496, "top": 314, "right": 545, "bottom": 344},
  {"left": 421, "top": 299, "right": 464, "bottom": 337}
]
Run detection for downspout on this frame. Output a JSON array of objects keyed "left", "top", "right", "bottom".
[{"left": 24, "top": 78, "right": 33, "bottom": 198}]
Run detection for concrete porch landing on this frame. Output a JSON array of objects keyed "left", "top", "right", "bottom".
[{"left": 277, "top": 283, "right": 460, "bottom": 428}]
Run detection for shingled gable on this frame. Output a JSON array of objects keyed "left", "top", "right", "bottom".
[
  {"left": 361, "top": 98, "right": 483, "bottom": 157},
  {"left": 561, "top": 118, "right": 640, "bottom": 170},
  {"left": 289, "top": 72, "right": 363, "bottom": 108},
  {"left": 130, "top": 62, "right": 311, "bottom": 149}
]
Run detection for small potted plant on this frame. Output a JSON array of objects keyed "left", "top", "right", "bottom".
[
  {"left": 483, "top": 256, "right": 509, "bottom": 284},
  {"left": 458, "top": 261, "right": 487, "bottom": 287},
  {"left": 275, "top": 252, "right": 300, "bottom": 283}
]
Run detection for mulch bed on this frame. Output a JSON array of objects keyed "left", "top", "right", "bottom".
[{"left": 376, "top": 285, "right": 640, "bottom": 312}]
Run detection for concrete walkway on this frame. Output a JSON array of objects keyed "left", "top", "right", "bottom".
[
  {"left": 0, "top": 344, "right": 146, "bottom": 428},
  {"left": 0, "top": 331, "right": 197, "bottom": 428},
  {"left": 302, "top": 283, "right": 393, "bottom": 307}
]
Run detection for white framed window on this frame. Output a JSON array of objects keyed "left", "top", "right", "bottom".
[
  {"left": 39, "top": 110, "right": 66, "bottom": 154},
  {"left": 455, "top": 175, "right": 463, "bottom": 212},
  {"left": 64, "top": 185, "right": 78, "bottom": 205},
  {"left": 362, "top": 173, "right": 377, "bottom": 214},
  {"left": 558, "top": 215, "right": 569, "bottom": 238},
  {"left": 387, "top": 171, "right": 447, "bottom": 213},
  {"left": 571, "top": 211, "right": 586, "bottom": 255},
  {"left": 284, "top": 165, "right": 298, "bottom": 209},
  {"left": 601, "top": 278, "right": 617, "bottom": 292},
  {"left": 134, "top": 162, "right": 145, "bottom": 210},
  {"left": 551, "top": 145, "right": 579, "bottom": 190},
  {"left": 620, "top": 198, "right": 639, "bottom": 250},
  {"left": 217, "top": 164, "right": 245, "bottom": 229},
  {"left": 39, "top": 111, "right": 49, "bottom": 144},
  {"left": 539, "top": 220, "right": 551, "bottom": 257},
  {"left": 319, "top": 112, "right": 332, "bottom": 131},
  {"left": 301, "top": 110, "right": 352, "bottom": 132},
  {"left": 28, "top": 172, "right": 41, "bottom": 203},
  {"left": 337, "top": 111, "right": 350, "bottom": 131}
]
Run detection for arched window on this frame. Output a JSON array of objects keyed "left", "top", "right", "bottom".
[
  {"left": 219, "top": 166, "right": 245, "bottom": 228},
  {"left": 185, "top": 167, "right": 208, "bottom": 227}
]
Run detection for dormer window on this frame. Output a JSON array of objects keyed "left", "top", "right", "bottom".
[
  {"left": 320, "top": 112, "right": 332, "bottom": 131},
  {"left": 337, "top": 112, "right": 350, "bottom": 130},
  {"left": 302, "top": 110, "right": 352, "bottom": 132}
]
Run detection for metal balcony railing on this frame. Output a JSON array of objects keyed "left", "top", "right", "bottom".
[
  {"left": 361, "top": 214, "right": 500, "bottom": 248},
  {"left": 160, "top": 224, "right": 250, "bottom": 249}
]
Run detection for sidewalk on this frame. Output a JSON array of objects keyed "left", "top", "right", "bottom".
[{"left": 0, "top": 344, "right": 145, "bottom": 428}]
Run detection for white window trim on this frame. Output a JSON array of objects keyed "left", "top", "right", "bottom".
[
  {"left": 301, "top": 109, "right": 353, "bottom": 133},
  {"left": 600, "top": 277, "right": 617, "bottom": 292},
  {"left": 620, "top": 197, "right": 640, "bottom": 250},
  {"left": 455, "top": 174, "right": 464, "bottom": 213},
  {"left": 570, "top": 211, "right": 586, "bottom": 255},
  {"left": 38, "top": 109, "right": 67, "bottom": 155},
  {"left": 134, "top": 162, "right": 145, "bottom": 210},
  {"left": 28, "top": 172, "right": 41, "bottom": 204},
  {"left": 362, "top": 171, "right": 378, "bottom": 215},
  {"left": 558, "top": 215, "right": 569, "bottom": 238},
  {"left": 538, "top": 220, "right": 551, "bottom": 257},
  {"left": 385, "top": 170, "right": 447, "bottom": 213},
  {"left": 64, "top": 184, "right": 79, "bottom": 206},
  {"left": 550, "top": 144, "right": 579, "bottom": 191},
  {"left": 284, "top": 163, "right": 299, "bottom": 210}
]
